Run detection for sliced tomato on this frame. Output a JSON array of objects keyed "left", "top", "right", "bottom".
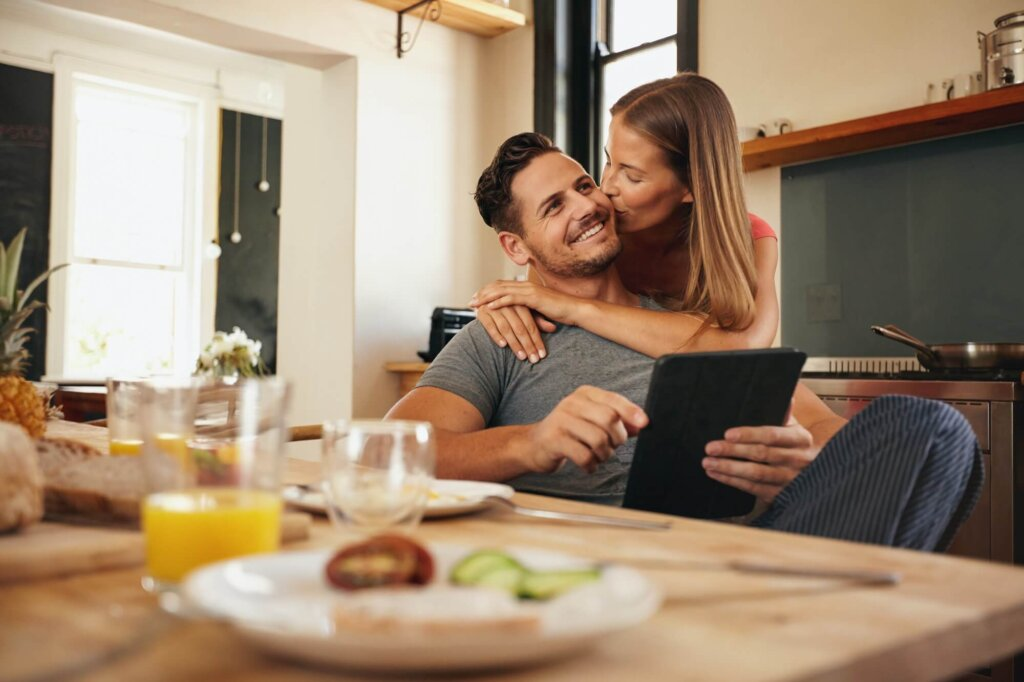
[
  {"left": 325, "top": 534, "right": 434, "bottom": 590},
  {"left": 409, "top": 540, "right": 435, "bottom": 585}
]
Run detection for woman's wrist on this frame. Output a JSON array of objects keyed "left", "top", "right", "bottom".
[{"left": 571, "top": 299, "right": 602, "bottom": 330}]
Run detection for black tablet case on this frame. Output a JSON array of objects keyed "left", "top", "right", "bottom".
[{"left": 623, "top": 348, "right": 806, "bottom": 519}]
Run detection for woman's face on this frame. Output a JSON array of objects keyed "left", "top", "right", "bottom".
[{"left": 600, "top": 114, "right": 693, "bottom": 234}]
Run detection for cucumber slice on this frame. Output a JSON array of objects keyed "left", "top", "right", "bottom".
[
  {"left": 474, "top": 565, "right": 526, "bottom": 593},
  {"left": 518, "top": 569, "right": 601, "bottom": 600},
  {"left": 450, "top": 550, "right": 524, "bottom": 586}
]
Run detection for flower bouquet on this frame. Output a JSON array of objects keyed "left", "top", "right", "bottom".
[{"left": 194, "top": 327, "right": 267, "bottom": 379}]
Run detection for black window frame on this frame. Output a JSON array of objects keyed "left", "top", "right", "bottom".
[{"left": 534, "top": 0, "right": 698, "bottom": 178}]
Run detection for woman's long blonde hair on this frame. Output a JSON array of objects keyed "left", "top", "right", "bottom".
[{"left": 611, "top": 73, "right": 756, "bottom": 331}]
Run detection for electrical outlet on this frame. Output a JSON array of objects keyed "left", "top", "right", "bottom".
[{"left": 806, "top": 284, "right": 842, "bottom": 322}]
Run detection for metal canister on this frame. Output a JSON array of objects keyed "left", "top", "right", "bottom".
[{"left": 979, "top": 10, "right": 1024, "bottom": 90}]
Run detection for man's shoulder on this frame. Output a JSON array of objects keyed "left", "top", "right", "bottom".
[
  {"left": 416, "top": 319, "right": 510, "bottom": 424},
  {"left": 445, "top": 319, "right": 503, "bottom": 355},
  {"left": 421, "top": 319, "right": 510, "bottom": 378}
]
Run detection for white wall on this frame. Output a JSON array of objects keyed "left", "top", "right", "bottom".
[
  {"left": 278, "top": 61, "right": 356, "bottom": 457},
  {"left": 479, "top": 9, "right": 535, "bottom": 283},
  {"left": 701, "top": 0, "right": 1021, "bottom": 276}
]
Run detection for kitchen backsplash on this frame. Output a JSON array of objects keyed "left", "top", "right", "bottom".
[{"left": 780, "top": 123, "right": 1024, "bottom": 356}]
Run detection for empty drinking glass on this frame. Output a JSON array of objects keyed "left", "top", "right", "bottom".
[{"left": 321, "top": 420, "right": 435, "bottom": 535}]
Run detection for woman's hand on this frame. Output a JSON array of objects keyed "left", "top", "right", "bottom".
[
  {"left": 470, "top": 280, "right": 584, "bottom": 326},
  {"left": 473, "top": 303, "right": 555, "bottom": 363},
  {"left": 700, "top": 415, "right": 820, "bottom": 504}
]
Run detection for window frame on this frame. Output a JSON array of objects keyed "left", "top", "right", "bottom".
[
  {"left": 48, "top": 55, "right": 217, "bottom": 380},
  {"left": 534, "top": 0, "right": 698, "bottom": 179},
  {"left": 593, "top": 0, "right": 698, "bottom": 175}
]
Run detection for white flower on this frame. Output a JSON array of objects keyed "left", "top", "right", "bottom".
[{"left": 194, "top": 327, "right": 267, "bottom": 377}]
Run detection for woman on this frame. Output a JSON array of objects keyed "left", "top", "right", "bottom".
[{"left": 469, "top": 73, "right": 779, "bottom": 362}]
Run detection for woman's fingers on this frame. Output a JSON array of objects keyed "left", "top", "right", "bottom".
[
  {"left": 489, "top": 307, "right": 539, "bottom": 360},
  {"left": 469, "top": 282, "right": 556, "bottom": 361},
  {"left": 475, "top": 306, "right": 509, "bottom": 349},
  {"left": 469, "top": 280, "right": 510, "bottom": 306},
  {"left": 469, "top": 281, "right": 528, "bottom": 307},
  {"left": 502, "top": 306, "right": 542, "bottom": 361},
  {"left": 513, "top": 306, "right": 546, "bottom": 359},
  {"left": 485, "top": 294, "right": 525, "bottom": 310},
  {"left": 479, "top": 305, "right": 542, "bottom": 361},
  {"left": 535, "top": 314, "right": 558, "bottom": 333},
  {"left": 472, "top": 301, "right": 553, "bottom": 362},
  {"left": 481, "top": 307, "right": 528, "bottom": 359}
]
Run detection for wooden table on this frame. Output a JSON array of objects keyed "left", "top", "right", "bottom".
[
  {"left": 53, "top": 385, "right": 107, "bottom": 422},
  {"left": 7, "top": 432, "right": 1024, "bottom": 681}
]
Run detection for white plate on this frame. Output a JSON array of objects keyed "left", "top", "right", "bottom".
[
  {"left": 282, "top": 479, "right": 516, "bottom": 519},
  {"left": 183, "top": 544, "right": 661, "bottom": 673}
]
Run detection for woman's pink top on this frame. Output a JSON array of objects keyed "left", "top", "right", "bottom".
[{"left": 750, "top": 213, "right": 777, "bottom": 240}]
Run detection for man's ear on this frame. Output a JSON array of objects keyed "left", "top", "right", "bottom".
[{"left": 497, "top": 231, "right": 531, "bottom": 267}]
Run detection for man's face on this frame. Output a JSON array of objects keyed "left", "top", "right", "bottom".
[{"left": 507, "top": 152, "right": 621, "bottom": 278}]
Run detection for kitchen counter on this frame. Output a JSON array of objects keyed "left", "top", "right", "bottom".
[{"left": 385, "top": 361, "right": 429, "bottom": 399}]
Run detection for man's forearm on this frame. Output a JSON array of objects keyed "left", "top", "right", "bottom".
[
  {"left": 434, "top": 424, "right": 542, "bottom": 482},
  {"left": 386, "top": 386, "right": 548, "bottom": 483}
]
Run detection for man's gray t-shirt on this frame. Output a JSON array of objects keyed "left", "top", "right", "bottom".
[{"left": 417, "top": 299, "right": 661, "bottom": 506}]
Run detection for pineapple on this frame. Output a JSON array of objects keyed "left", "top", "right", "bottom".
[{"left": 0, "top": 228, "right": 67, "bottom": 437}]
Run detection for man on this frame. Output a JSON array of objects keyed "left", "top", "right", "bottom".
[{"left": 387, "top": 133, "right": 982, "bottom": 551}]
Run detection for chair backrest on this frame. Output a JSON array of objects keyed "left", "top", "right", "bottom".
[{"left": 288, "top": 424, "right": 322, "bottom": 442}]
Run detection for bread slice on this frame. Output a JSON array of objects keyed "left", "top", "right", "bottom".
[
  {"left": 0, "top": 423, "right": 44, "bottom": 533},
  {"left": 35, "top": 437, "right": 143, "bottom": 523}
]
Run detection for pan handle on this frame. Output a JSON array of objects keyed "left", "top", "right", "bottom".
[
  {"left": 880, "top": 324, "right": 931, "bottom": 349},
  {"left": 870, "top": 325, "right": 939, "bottom": 364}
]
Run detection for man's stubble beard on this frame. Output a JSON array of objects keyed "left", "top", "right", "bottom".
[{"left": 528, "top": 237, "right": 623, "bottom": 278}]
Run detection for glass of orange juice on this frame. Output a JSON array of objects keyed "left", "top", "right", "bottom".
[
  {"left": 106, "top": 378, "right": 145, "bottom": 456},
  {"left": 139, "top": 377, "right": 290, "bottom": 592}
]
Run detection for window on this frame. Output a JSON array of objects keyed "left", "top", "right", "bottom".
[
  {"left": 594, "top": 0, "right": 697, "bottom": 168},
  {"left": 51, "top": 63, "right": 207, "bottom": 379},
  {"left": 533, "top": 1, "right": 697, "bottom": 178}
]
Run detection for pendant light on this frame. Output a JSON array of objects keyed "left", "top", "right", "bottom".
[
  {"left": 204, "top": 239, "right": 222, "bottom": 260},
  {"left": 257, "top": 116, "right": 270, "bottom": 192},
  {"left": 230, "top": 111, "right": 242, "bottom": 244}
]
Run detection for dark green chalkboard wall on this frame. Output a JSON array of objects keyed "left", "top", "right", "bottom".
[
  {"left": 0, "top": 63, "right": 53, "bottom": 380},
  {"left": 781, "top": 123, "right": 1024, "bottom": 357},
  {"left": 216, "top": 110, "right": 282, "bottom": 373}
]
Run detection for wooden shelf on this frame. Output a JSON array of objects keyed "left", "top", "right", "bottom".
[
  {"left": 363, "top": 0, "right": 526, "bottom": 38},
  {"left": 742, "top": 85, "right": 1024, "bottom": 171},
  {"left": 385, "top": 361, "right": 429, "bottom": 399}
]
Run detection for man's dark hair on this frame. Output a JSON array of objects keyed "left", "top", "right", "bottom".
[{"left": 474, "top": 132, "right": 560, "bottom": 235}]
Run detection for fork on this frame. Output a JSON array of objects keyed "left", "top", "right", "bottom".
[{"left": 485, "top": 496, "right": 671, "bottom": 531}]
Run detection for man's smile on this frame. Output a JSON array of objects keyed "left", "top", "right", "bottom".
[{"left": 570, "top": 221, "right": 606, "bottom": 245}]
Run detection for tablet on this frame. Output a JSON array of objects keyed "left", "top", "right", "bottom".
[{"left": 622, "top": 348, "right": 807, "bottom": 520}]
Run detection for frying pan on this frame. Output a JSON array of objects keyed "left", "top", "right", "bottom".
[{"left": 870, "top": 324, "right": 1024, "bottom": 371}]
